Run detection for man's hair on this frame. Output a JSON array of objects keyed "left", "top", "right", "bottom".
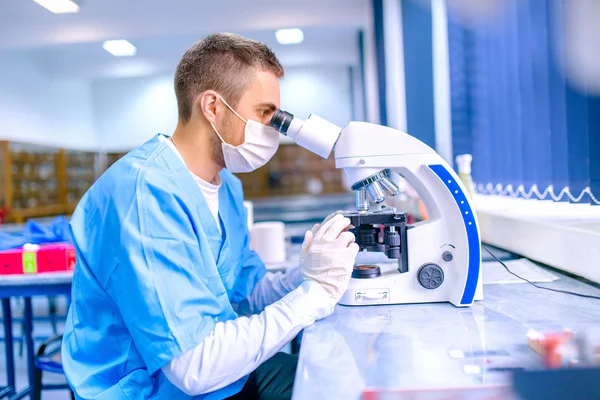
[{"left": 175, "top": 33, "right": 284, "bottom": 123}]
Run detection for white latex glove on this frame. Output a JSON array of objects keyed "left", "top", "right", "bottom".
[
  {"left": 300, "top": 214, "right": 359, "bottom": 305},
  {"left": 299, "top": 210, "right": 344, "bottom": 262}
]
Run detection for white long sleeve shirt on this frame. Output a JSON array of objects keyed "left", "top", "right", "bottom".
[
  {"left": 159, "top": 135, "right": 332, "bottom": 396},
  {"left": 162, "top": 276, "right": 331, "bottom": 396}
]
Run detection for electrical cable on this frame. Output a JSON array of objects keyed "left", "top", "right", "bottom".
[{"left": 483, "top": 246, "right": 600, "bottom": 300}]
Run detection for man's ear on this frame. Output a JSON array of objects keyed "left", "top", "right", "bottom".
[{"left": 197, "top": 91, "right": 219, "bottom": 124}]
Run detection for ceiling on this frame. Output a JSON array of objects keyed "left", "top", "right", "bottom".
[
  {"left": 31, "top": 26, "right": 362, "bottom": 80},
  {"left": 1, "top": 0, "right": 368, "bottom": 79},
  {"left": 0, "top": 0, "right": 369, "bottom": 49}
]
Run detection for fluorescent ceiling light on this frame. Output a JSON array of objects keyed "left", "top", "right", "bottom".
[
  {"left": 103, "top": 40, "right": 137, "bottom": 57},
  {"left": 33, "top": 0, "right": 80, "bottom": 14},
  {"left": 275, "top": 29, "right": 304, "bottom": 45}
]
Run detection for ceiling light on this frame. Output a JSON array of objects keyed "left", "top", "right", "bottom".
[
  {"left": 33, "top": 0, "right": 80, "bottom": 14},
  {"left": 275, "top": 29, "right": 304, "bottom": 45},
  {"left": 103, "top": 40, "right": 137, "bottom": 57}
]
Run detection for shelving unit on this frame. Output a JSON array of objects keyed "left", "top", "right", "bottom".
[
  {"left": 64, "top": 150, "right": 97, "bottom": 213},
  {"left": 1, "top": 141, "right": 63, "bottom": 223},
  {"left": 0, "top": 140, "right": 347, "bottom": 223},
  {"left": 236, "top": 143, "right": 347, "bottom": 199},
  {"left": 0, "top": 141, "right": 101, "bottom": 223},
  {"left": 0, "top": 141, "right": 9, "bottom": 222}
]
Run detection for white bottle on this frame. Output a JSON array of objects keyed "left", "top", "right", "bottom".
[{"left": 455, "top": 154, "right": 474, "bottom": 199}]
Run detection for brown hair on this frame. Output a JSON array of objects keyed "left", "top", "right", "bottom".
[{"left": 174, "top": 33, "right": 284, "bottom": 123}]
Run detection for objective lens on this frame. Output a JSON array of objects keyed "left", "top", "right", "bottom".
[
  {"left": 270, "top": 109, "right": 294, "bottom": 135},
  {"left": 379, "top": 176, "right": 400, "bottom": 196},
  {"left": 367, "top": 181, "right": 386, "bottom": 203},
  {"left": 356, "top": 188, "right": 369, "bottom": 212}
]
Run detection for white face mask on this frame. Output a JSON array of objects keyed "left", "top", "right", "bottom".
[{"left": 210, "top": 94, "right": 280, "bottom": 173}]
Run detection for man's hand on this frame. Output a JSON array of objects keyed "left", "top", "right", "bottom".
[{"left": 300, "top": 214, "right": 359, "bottom": 306}]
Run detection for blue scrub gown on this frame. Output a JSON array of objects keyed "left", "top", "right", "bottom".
[{"left": 61, "top": 135, "right": 267, "bottom": 399}]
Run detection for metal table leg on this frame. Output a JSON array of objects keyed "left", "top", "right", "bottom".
[
  {"left": 23, "top": 298, "right": 35, "bottom": 390},
  {"left": 1, "top": 298, "right": 15, "bottom": 397},
  {"left": 8, "top": 298, "right": 37, "bottom": 399}
]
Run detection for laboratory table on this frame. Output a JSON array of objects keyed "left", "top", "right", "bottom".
[
  {"left": 0, "top": 272, "right": 73, "bottom": 399},
  {"left": 292, "top": 266, "right": 600, "bottom": 399}
]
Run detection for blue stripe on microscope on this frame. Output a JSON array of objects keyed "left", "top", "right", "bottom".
[{"left": 428, "top": 164, "right": 481, "bottom": 305}]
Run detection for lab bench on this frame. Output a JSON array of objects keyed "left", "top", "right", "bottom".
[
  {"left": 3, "top": 208, "right": 598, "bottom": 398},
  {"left": 291, "top": 265, "right": 600, "bottom": 399}
]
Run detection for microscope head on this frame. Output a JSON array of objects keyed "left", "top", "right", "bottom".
[{"left": 270, "top": 110, "right": 404, "bottom": 212}]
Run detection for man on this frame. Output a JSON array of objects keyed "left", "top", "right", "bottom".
[{"left": 61, "top": 33, "right": 359, "bottom": 399}]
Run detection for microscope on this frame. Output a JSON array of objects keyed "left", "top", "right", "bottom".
[{"left": 270, "top": 110, "right": 483, "bottom": 308}]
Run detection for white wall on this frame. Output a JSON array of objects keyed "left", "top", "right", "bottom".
[
  {"left": 92, "top": 74, "right": 178, "bottom": 152},
  {"left": 93, "top": 65, "right": 355, "bottom": 152},
  {"left": 280, "top": 66, "right": 353, "bottom": 128},
  {"left": 0, "top": 52, "right": 98, "bottom": 150},
  {"left": 0, "top": 51, "right": 357, "bottom": 153}
]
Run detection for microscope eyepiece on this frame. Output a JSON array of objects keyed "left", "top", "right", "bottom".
[
  {"left": 270, "top": 109, "right": 295, "bottom": 135},
  {"left": 269, "top": 109, "right": 341, "bottom": 159}
]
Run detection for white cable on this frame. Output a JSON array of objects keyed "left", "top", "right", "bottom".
[{"left": 476, "top": 183, "right": 600, "bottom": 205}]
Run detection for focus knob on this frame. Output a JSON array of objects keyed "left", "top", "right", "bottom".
[
  {"left": 385, "top": 231, "right": 401, "bottom": 247},
  {"left": 417, "top": 263, "right": 444, "bottom": 290}
]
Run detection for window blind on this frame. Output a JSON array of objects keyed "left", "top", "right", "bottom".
[{"left": 448, "top": 0, "right": 600, "bottom": 205}]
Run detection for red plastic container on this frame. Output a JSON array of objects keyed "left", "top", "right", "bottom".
[
  {"left": 0, "top": 249, "right": 25, "bottom": 275},
  {"left": 0, "top": 243, "right": 76, "bottom": 275},
  {"left": 37, "top": 244, "right": 76, "bottom": 273}
]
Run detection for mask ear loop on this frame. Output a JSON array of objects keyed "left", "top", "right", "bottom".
[
  {"left": 210, "top": 92, "right": 248, "bottom": 147},
  {"left": 209, "top": 122, "right": 227, "bottom": 144},
  {"left": 216, "top": 93, "right": 248, "bottom": 124}
]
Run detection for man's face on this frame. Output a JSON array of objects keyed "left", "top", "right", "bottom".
[{"left": 212, "top": 70, "right": 281, "bottom": 166}]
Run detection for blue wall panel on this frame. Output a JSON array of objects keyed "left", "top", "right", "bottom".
[
  {"left": 401, "top": 0, "right": 436, "bottom": 149},
  {"left": 589, "top": 96, "right": 600, "bottom": 205},
  {"left": 372, "top": 0, "right": 388, "bottom": 127},
  {"left": 447, "top": 19, "right": 473, "bottom": 163}
]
